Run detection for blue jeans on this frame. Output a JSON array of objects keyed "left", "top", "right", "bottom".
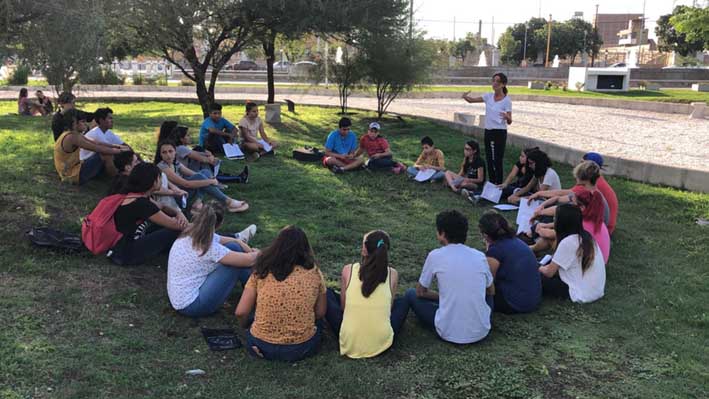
[
  {"left": 109, "top": 226, "right": 179, "bottom": 266},
  {"left": 325, "top": 288, "right": 409, "bottom": 336},
  {"left": 405, "top": 288, "right": 493, "bottom": 336},
  {"left": 178, "top": 242, "right": 252, "bottom": 318},
  {"left": 406, "top": 166, "right": 445, "bottom": 182},
  {"left": 246, "top": 320, "right": 323, "bottom": 362},
  {"left": 79, "top": 152, "right": 105, "bottom": 185},
  {"left": 186, "top": 170, "right": 228, "bottom": 203}
]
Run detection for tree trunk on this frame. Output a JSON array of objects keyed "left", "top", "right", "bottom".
[
  {"left": 193, "top": 67, "right": 211, "bottom": 118},
  {"left": 263, "top": 31, "right": 276, "bottom": 104}
]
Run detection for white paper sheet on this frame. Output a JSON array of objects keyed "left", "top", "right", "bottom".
[
  {"left": 481, "top": 182, "right": 503, "bottom": 203},
  {"left": 493, "top": 204, "right": 519, "bottom": 211},
  {"left": 258, "top": 139, "right": 273, "bottom": 153},
  {"left": 222, "top": 143, "right": 244, "bottom": 160},
  {"left": 516, "top": 199, "right": 543, "bottom": 235},
  {"left": 414, "top": 169, "right": 436, "bottom": 182},
  {"left": 213, "top": 160, "right": 222, "bottom": 176}
]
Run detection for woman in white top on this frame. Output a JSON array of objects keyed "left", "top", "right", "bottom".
[
  {"left": 462, "top": 72, "right": 512, "bottom": 184},
  {"left": 167, "top": 202, "right": 258, "bottom": 318},
  {"left": 538, "top": 204, "right": 606, "bottom": 303}
]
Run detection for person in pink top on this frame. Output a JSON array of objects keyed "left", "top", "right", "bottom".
[{"left": 583, "top": 152, "right": 618, "bottom": 235}]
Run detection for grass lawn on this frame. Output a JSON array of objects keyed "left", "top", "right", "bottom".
[{"left": 1, "top": 101, "right": 708, "bottom": 399}]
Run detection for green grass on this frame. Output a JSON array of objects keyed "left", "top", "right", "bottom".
[{"left": 1, "top": 101, "right": 708, "bottom": 399}]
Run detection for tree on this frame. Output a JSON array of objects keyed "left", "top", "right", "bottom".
[
  {"left": 328, "top": 45, "right": 364, "bottom": 114},
  {"left": 670, "top": 6, "right": 708, "bottom": 51},
  {"left": 127, "top": 0, "right": 253, "bottom": 117},
  {"left": 0, "top": 1, "right": 46, "bottom": 55},
  {"left": 656, "top": 6, "right": 706, "bottom": 56},
  {"left": 498, "top": 18, "right": 547, "bottom": 65},
  {"left": 359, "top": 32, "right": 434, "bottom": 119},
  {"left": 452, "top": 34, "right": 475, "bottom": 65}
]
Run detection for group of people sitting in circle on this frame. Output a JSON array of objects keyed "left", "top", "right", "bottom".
[{"left": 47, "top": 78, "right": 618, "bottom": 361}]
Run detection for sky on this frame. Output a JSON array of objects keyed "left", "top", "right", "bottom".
[{"left": 415, "top": 0, "right": 704, "bottom": 44}]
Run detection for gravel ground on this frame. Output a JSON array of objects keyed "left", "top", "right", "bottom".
[{"left": 3, "top": 90, "right": 707, "bottom": 172}]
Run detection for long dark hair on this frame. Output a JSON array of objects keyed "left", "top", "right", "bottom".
[
  {"left": 155, "top": 139, "right": 178, "bottom": 166},
  {"left": 18, "top": 88, "right": 27, "bottom": 99},
  {"left": 154, "top": 121, "right": 179, "bottom": 163},
  {"left": 120, "top": 162, "right": 160, "bottom": 194},
  {"left": 359, "top": 230, "right": 391, "bottom": 298},
  {"left": 254, "top": 226, "right": 316, "bottom": 282},
  {"left": 478, "top": 211, "right": 515, "bottom": 242},
  {"left": 527, "top": 149, "right": 552, "bottom": 179},
  {"left": 493, "top": 72, "right": 508, "bottom": 95},
  {"left": 554, "top": 204, "right": 596, "bottom": 273},
  {"left": 182, "top": 201, "right": 225, "bottom": 256},
  {"left": 462, "top": 140, "right": 482, "bottom": 175}
]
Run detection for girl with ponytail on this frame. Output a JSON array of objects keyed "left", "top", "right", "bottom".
[
  {"left": 167, "top": 201, "right": 258, "bottom": 318},
  {"left": 478, "top": 211, "right": 541, "bottom": 314},
  {"left": 325, "top": 230, "right": 410, "bottom": 358},
  {"left": 538, "top": 204, "right": 606, "bottom": 303},
  {"left": 462, "top": 72, "right": 512, "bottom": 185}
]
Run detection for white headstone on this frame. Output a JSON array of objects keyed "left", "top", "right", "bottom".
[
  {"left": 477, "top": 51, "right": 488, "bottom": 67},
  {"left": 552, "top": 55, "right": 560, "bottom": 68}
]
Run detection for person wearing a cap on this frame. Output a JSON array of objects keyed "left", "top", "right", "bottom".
[
  {"left": 53, "top": 109, "right": 129, "bottom": 185},
  {"left": 583, "top": 152, "right": 617, "bottom": 235},
  {"left": 353, "top": 122, "right": 406, "bottom": 174},
  {"left": 323, "top": 117, "right": 364, "bottom": 173}
]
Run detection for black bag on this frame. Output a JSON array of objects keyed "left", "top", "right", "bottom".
[
  {"left": 292, "top": 146, "right": 324, "bottom": 162},
  {"left": 201, "top": 327, "right": 242, "bottom": 351},
  {"left": 27, "top": 227, "right": 84, "bottom": 253}
]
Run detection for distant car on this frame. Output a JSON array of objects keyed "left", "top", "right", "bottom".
[
  {"left": 609, "top": 62, "right": 627, "bottom": 68},
  {"left": 233, "top": 61, "right": 258, "bottom": 71},
  {"left": 293, "top": 61, "right": 317, "bottom": 67},
  {"left": 273, "top": 61, "right": 291, "bottom": 70}
]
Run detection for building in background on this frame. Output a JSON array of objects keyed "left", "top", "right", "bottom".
[{"left": 593, "top": 13, "right": 643, "bottom": 48}]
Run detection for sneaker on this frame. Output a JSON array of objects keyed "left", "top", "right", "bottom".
[
  {"left": 239, "top": 165, "right": 249, "bottom": 184},
  {"left": 460, "top": 188, "right": 470, "bottom": 198},
  {"left": 265, "top": 149, "right": 275, "bottom": 156},
  {"left": 217, "top": 183, "right": 229, "bottom": 190},
  {"left": 250, "top": 152, "right": 261, "bottom": 161},
  {"left": 392, "top": 165, "right": 402, "bottom": 174},
  {"left": 234, "top": 224, "right": 257, "bottom": 243},
  {"left": 330, "top": 165, "right": 344, "bottom": 174}
]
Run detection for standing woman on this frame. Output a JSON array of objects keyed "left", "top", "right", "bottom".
[{"left": 462, "top": 73, "right": 512, "bottom": 184}]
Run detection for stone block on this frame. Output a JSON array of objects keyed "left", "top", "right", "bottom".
[
  {"left": 265, "top": 103, "right": 281, "bottom": 123},
  {"left": 453, "top": 112, "right": 476, "bottom": 125},
  {"left": 690, "top": 102, "right": 706, "bottom": 119},
  {"left": 528, "top": 81, "right": 545, "bottom": 90},
  {"left": 691, "top": 83, "right": 709, "bottom": 92}
]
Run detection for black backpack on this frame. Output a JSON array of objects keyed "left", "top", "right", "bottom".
[
  {"left": 292, "top": 146, "right": 324, "bottom": 162},
  {"left": 27, "top": 227, "right": 84, "bottom": 253}
]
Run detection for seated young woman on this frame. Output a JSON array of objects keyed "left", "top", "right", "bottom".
[
  {"left": 167, "top": 201, "right": 258, "bottom": 318},
  {"left": 324, "top": 230, "right": 409, "bottom": 359},
  {"left": 443, "top": 140, "right": 485, "bottom": 197},
  {"left": 235, "top": 226, "right": 327, "bottom": 362},
  {"left": 478, "top": 211, "right": 541, "bottom": 314},
  {"left": 156, "top": 140, "right": 248, "bottom": 213},
  {"left": 170, "top": 125, "right": 248, "bottom": 183},
  {"left": 498, "top": 147, "right": 536, "bottom": 200},
  {"left": 538, "top": 204, "right": 606, "bottom": 303},
  {"left": 109, "top": 163, "right": 188, "bottom": 266},
  {"left": 507, "top": 149, "right": 561, "bottom": 205}
]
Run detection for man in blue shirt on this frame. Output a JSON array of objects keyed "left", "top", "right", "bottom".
[
  {"left": 323, "top": 117, "right": 364, "bottom": 173},
  {"left": 199, "top": 103, "right": 239, "bottom": 153}
]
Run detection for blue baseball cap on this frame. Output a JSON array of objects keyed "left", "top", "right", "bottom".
[{"left": 583, "top": 152, "right": 604, "bottom": 168}]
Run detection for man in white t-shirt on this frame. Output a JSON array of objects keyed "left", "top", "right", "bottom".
[
  {"left": 405, "top": 210, "right": 494, "bottom": 344},
  {"left": 79, "top": 107, "right": 132, "bottom": 182}
]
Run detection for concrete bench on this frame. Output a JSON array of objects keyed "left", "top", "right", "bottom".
[{"left": 690, "top": 102, "right": 706, "bottom": 119}]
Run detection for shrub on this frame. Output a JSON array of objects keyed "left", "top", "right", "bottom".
[
  {"left": 575, "top": 82, "right": 585, "bottom": 92},
  {"left": 132, "top": 74, "right": 144, "bottom": 85},
  {"left": 544, "top": 81, "right": 553, "bottom": 90},
  {"left": 8, "top": 64, "right": 31, "bottom": 85},
  {"left": 80, "top": 67, "right": 125, "bottom": 85},
  {"left": 561, "top": 82, "right": 568, "bottom": 91},
  {"left": 638, "top": 80, "right": 649, "bottom": 90},
  {"left": 180, "top": 78, "right": 195, "bottom": 86}
]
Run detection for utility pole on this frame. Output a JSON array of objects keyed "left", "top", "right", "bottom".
[
  {"left": 409, "top": 0, "right": 414, "bottom": 40},
  {"left": 591, "top": 4, "right": 599, "bottom": 66},
  {"left": 491, "top": 16, "right": 495, "bottom": 46},
  {"left": 523, "top": 23, "right": 528, "bottom": 67},
  {"left": 478, "top": 19, "right": 482, "bottom": 38},
  {"left": 545, "top": 14, "right": 552, "bottom": 67},
  {"left": 538, "top": 0, "right": 542, "bottom": 18},
  {"left": 453, "top": 16, "right": 456, "bottom": 41}
]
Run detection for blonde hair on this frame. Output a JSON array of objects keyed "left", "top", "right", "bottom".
[
  {"left": 573, "top": 160, "right": 600, "bottom": 185},
  {"left": 182, "top": 202, "right": 224, "bottom": 255}
]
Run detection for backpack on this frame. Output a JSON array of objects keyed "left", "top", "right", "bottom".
[
  {"left": 27, "top": 227, "right": 84, "bottom": 253},
  {"left": 81, "top": 194, "right": 138, "bottom": 255},
  {"left": 292, "top": 146, "right": 324, "bottom": 162}
]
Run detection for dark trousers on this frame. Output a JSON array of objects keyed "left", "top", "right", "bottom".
[
  {"left": 541, "top": 274, "right": 570, "bottom": 299},
  {"left": 325, "top": 288, "right": 409, "bottom": 336},
  {"left": 246, "top": 321, "right": 323, "bottom": 362},
  {"left": 206, "top": 133, "right": 228, "bottom": 155},
  {"left": 484, "top": 129, "right": 507, "bottom": 184},
  {"left": 109, "top": 227, "right": 179, "bottom": 266},
  {"left": 367, "top": 156, "right": 396, "bottom": 170}
]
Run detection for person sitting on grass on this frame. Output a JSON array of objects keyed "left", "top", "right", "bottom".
[
  {"left": 108, "top": 163, "right": 188, "bottom": 266},
  {"left": 498, "top": 147, "right": 537, "bottom": 201},
  {"left": 199, "top": 103, "right": 239, "bottom": 154},
  {"left": 35, "top": 90, "right": 53, "bottom": 115},
  {"left": 107, "top": 150, "right": 140, "bottom": 195},
  {"left": 507, "top": 148, "right": 560, "bottom": 204},
  {"left": 156, "top": 140, "right": 249, "bottom": 213},
  {"left": 323, "top": 117, "right": 365, "bottom": 173},
  {"left": 168, "top": 202, "right": 259, "bottom": 318},
  {"left": 444, "top": 140, "right": 485, "bottom": 197},
  {"left": 325, "top": 230, "right": 410, "bottom": 359},
  {"left": 406, "top": 136, "right": 446, "bottom": 182},
  {"left": 79, "top": 107, "right": 135, "bottom": 182},
  {"left": 582, "top": 152, "right": 618, "bottom": 235},
  {"left": 352, "top": 122, "right": 406, "bottom": 174},
  {"left": 17, "top": 88, "right": 33, "bottom": 116},
  {"left": 538, "top": 204, "right": 606, "bottom": 303},
  {"left": 479, "top": 211, "right": 541, "bottom": 314},
  {"left": 52, "top": 92, "right": 88, "bottom": 141},
  {"left": 238, "top": 102, "right": 277, "bottom": 159},
  {"left": 53, "top": 109, "right": 129, "bottom": 185},
  {"left": 405, "top": 210, "right": 493, "bottom": 344},
  {"left": 235, "top": 226, "right": 327, "bottom": 362}
]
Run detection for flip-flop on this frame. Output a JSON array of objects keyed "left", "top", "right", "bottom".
[{"left": 227, "top": 202, "right": 249, "bottom": 213}]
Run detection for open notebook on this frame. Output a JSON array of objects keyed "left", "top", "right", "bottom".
[{"left": 223, "top": 143, "right": 245, "bottom": 160}]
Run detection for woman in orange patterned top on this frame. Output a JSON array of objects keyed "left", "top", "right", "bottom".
[{"left": 235, "top": 226, "right": 327, "bottom": 362}]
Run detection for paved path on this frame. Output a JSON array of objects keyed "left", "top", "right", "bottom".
[{"left": 3, "top": 90, "right": 708, "bottom": 173}]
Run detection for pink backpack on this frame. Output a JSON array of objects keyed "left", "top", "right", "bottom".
[{"left": 82, "top": 194, "right": 139, "bottom": 255}]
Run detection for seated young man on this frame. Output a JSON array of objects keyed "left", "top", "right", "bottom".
[
  {"left": 323, "top": 117, "right": 365, "bottom": 173},
  {"left": 79, "top": 107, "right": 134, "bottom": 182},
  {"left": 406, "top": 136, "right": 446, "bottom": 182},
  {"left": 353, "top": 122, "right": 406, "bottom": 173},
  {"left": 199, "top": 103, "right": 239, "bottom": 154},
  {"left": 238, "top": 102, "right": 277, "bottom": 159},
  {"left": 405, "top": 210, "right": 493, "bottom": 344}
]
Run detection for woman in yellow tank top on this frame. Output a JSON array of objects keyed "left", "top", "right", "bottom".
[{"left": 324, "top": 230, "right": 410, "bottom": 358}]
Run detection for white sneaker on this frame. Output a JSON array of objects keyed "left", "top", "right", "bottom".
[{"left": 234, "top": 224, "right": 257, "bottom": 243}]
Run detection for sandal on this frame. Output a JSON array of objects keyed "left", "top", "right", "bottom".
[{"left": 227, "top": 200, "right": 249, "bottom": 213}]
